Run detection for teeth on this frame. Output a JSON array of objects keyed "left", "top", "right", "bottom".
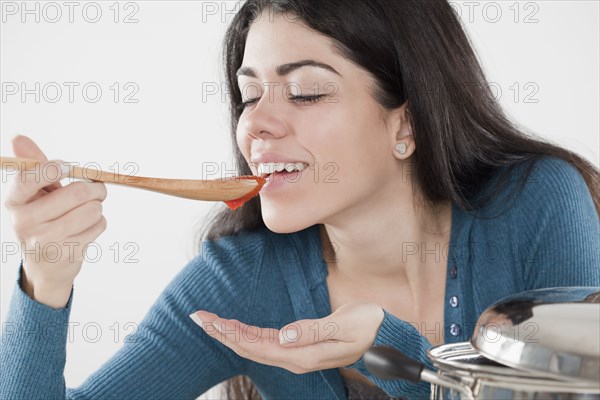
[{"left": 256, "top": 162, "right": 308, "bottom": 176}]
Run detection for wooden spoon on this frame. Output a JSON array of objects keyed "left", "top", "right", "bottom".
[{"left": 0, "top": 156, "right": 265, "bottom": 210}]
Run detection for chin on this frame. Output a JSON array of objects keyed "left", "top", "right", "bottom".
[{"left": 261, "top": 207, "right": 315, "bottom": 234}]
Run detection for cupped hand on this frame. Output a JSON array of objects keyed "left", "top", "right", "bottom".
[{"left": 190, "top": 302, "right": 384, "bottom": 374}]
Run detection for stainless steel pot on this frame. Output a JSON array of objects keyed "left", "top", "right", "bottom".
[{"left": 364, "top": 286, "right": 600, "bottom": 399}]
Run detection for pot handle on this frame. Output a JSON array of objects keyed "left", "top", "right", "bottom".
[
  {"left": 364, "top": 345, "right": 424, "bottom": 383},
  {"left": 364, "top": 345, "right": 475, "bottom": 400}
]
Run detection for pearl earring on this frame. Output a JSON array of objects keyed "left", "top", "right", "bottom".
[{"left": 395, "top": 142, "right": 407, "bottom": 155}]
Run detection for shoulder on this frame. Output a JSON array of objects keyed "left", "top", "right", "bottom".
[
  {"left": 198, "top": 227, "right": 274, "bottom": 272},
  {"left": 464, "top": 156, "right": 599, "bottom": 303},
  {"left": 191, "top": 225, "right": 308, "bottom": 295},
  {"left": 183, "top": 226, "right": 315, "bottom": 325},
  {"left": 475, "top": 155, "right": 596, "bottom": 220},
  {"left": 507, "top": 155, "right": 598, "bottom": 239},
  {"left": 497, "top": 156, "right": 599, "bottom": 283},
  {"left": 190, "top": 226, "right": 298, "bottom": 296},
  {"left": 519, "top": 157, "right": 600, "bottom": 286},
  {"left": 158, "top": 227, "right": 280, "bottom": 318},
  {"left": 516, "top": 155, "right": 593, "bottom": 207},
  {"left": 506, "top": 156, "right": 598, "bottom": 236},
  {"left": 474, "top": 155, "right": 599, "bottom": 243}
]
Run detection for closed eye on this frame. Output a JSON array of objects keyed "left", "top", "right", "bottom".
[
  {"left": 288, "top": 94, "right": 328, "bottom": 104},
  {"left": 239, "top": 94, "right": 328, "bottom": 110}
]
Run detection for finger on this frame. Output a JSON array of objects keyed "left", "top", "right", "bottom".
[
  {"left": 15, "top": 181, "right": 107, "bottom": 229},
  {"left": 60, "top": 215, "right": 107, "bottom": 262},
  {"left": 189, "top": 310, "right": 219, "bottom": 332},
  {"left": 279, "top": 317, "right": 343, "bottom": 347},
  {"left": 4, "top": 159, "right": 70, "bottom": 208},
  {"left": 68, "top": 215, "right": 107, "bottom": 245},
  {"left": 195, "top": 313, "right": 291, "bottom": 366},
  {"left": 211, "top": 319, "right": 295, "bottom": 369},
  {"left": 11, "top": 134, "right": 63, "bottom": 193},
  {"left": 193, "top": 313, "right": 352, "bottom": 373},
  {"left": 29, "top": 200, "right": 104, "bottom": 244},
  {"left": 215, "top": 318, "right": 352, "bottom": 373},
  {"left": 190, "top": 311, "right": 228, "bottom": 341}
]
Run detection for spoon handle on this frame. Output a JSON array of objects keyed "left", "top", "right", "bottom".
[
  {"left": 0, "top": 156, "right": 188, "bottom": 187},
  {"left": 0, "top": 156, "right": 265, "bottom": 207},
  {"left": 0, "top": 156, "right": 130, "bottom": 184}
]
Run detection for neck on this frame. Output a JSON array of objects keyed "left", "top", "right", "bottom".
[{"left": 319, "top": 186, "right": 452, "bottom": 282}]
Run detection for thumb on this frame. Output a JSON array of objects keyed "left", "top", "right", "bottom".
[
  {"left": 11, "top": 134, "right": 63, "bottom": 192},
  {"left": 279, "top": 317, "right": 340, "bottom": 347},
  {"left": 12, "top": 134, "right": 48, "bottom": 161}
]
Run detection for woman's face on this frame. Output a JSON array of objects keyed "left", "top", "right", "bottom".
[{"left": 236, "top": 12, "right": 407, "bottom": 233}]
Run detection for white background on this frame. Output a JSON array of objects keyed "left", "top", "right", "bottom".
[{"left": 1, "top": 1, "right": 598, "bottom": 398}]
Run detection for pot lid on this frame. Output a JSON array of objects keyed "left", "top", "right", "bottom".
[{"left": 471, "top": 286, "right": 600, "bottom": 384}]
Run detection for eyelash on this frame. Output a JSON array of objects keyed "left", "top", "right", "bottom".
[{"left": 238, "top": 94, "right": 327, "bottom": 110}]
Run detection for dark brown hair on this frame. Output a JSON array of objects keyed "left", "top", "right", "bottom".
[{"left": 193, "top": 0, "right": 600, "bottom": 398}]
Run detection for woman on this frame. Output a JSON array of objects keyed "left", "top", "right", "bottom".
[{"left": 1, "top": 0, "right": 599, "bottom": 399}]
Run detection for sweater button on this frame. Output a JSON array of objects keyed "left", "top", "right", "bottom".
[
  {"left": 449, "top": 265, "right": 458, "bottom": 279},
  {"left": 449, "top": 323, "right": 461, "bottom": 337},
  {"left": 449, "top": 296, "right": 459, "bottom": 308}
]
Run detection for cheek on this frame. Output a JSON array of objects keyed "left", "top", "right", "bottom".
[
  {"left": 236, "top": 121, "right": 250, "bottom": 157},
  {"left": 311, "top": 121, "right": 390, "bottom": 194},
  {"left": 307, "top": 109, "right": 384, "bottom": 173}
]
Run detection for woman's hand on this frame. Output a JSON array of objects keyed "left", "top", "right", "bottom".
[
  {"left": 190, "top": 302, "right": 385, "bottom": 374},
  {"left": 3, "top": 135, "right": 108, "bottom": 308}
]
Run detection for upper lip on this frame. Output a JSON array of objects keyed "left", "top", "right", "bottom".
[{"left": 250, "top": 152, "right": 308, "bottom": 165}]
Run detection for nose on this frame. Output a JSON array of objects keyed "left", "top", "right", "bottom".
[{"left": 242, "top": 95, "right": 289, "bottom": 141}]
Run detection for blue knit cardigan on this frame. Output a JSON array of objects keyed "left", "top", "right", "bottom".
[{"left": 1, "top": 156, "right": 599, "bottom": 399}]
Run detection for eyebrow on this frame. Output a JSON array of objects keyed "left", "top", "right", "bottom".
[{"left": 236, "top": 59, "right": 341, "bottom": 78}]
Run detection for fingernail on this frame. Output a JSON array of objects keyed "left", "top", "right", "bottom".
[
  {"left": 189, "top": 312, "right": 204, "bottom": 327},
  {"left": 279, "top": 327, "right": 298, "bottom": 345}
]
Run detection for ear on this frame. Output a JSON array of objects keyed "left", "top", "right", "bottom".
[{"left": 390, "top": 102, "right": 415, "bottom": 160}]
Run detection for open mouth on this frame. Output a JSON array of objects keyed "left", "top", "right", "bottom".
[{"left": 256, "top": 162, "right": 309, "bottom": 180}]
